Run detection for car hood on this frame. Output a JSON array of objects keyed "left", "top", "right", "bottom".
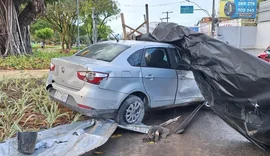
[{"left": 136, "top": 22, "right": 270, "bottom": 151}]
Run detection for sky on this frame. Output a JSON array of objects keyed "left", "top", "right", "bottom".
[{"left": 107, "top": 0, "right": 220, "bottom": 34}]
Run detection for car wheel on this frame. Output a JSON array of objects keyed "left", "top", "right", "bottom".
[{"left": 116, "top": 95, "right": 145, "bottom": 125}]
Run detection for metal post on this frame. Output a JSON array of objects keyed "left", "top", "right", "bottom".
[
  {"left": 77, "top": 0, "right": 80, "bottom": 49},
  {"left": 211, "top": 0, "right": 215, "bottom": 37},
  {"left": 186, "top": 0, "right": 210, "bottom": 17},
  {"left": 145, "top": 4, "right": 149, "bottom": 33},
  {"left": 186, "top": 0, "right": 213, "bottom": 36},
  {"left": 92, "top": 7, "right": 97, "bottom": 44}
]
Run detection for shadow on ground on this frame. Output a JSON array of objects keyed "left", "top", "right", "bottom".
[{"left": 84, "top": 105, "right": 269, "bottom": 156}]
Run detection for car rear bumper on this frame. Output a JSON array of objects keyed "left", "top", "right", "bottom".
[{"left": 48, "top": 88, "right": 117, "bottom": 119}]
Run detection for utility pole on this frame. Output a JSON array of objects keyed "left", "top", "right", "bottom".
[
  {"left": 162, "top": 11, "right": 173, "bottom": 22},
  {"left": 211, "top": 0, "right": 215, "bottom": 37},
  {"left": 92, "top": 7, "right": 97, "bottom": 44},
  {"left": 76, "top": 0, "right": 80, "bottom": 49},
  {"left": 185, "top": 0, "right": 215, "bottom": 37},
  {"left": 145, "top": 4, "right": 149, "bottom": 33}
]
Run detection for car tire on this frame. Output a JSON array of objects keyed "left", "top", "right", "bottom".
[{"left": 115, "top": 95, "right": 145, "bottom": 125}]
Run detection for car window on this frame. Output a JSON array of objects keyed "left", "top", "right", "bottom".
[
  {"left": 127, "top": 49, "right": 143, "bottom": 66},
  {"left": 174, "top": 48, "right": 181, "bottom": 64},
  {"left": 144, "top": 48, "right": 170, "bottom": 68},
  {"left": 173, "top": 48, "right": 190, "bottom": 70},
  {"left": 75, "top": 43, "right": 130, "bottom": 62}
]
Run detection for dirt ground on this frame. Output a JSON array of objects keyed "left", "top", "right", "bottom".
[
  {"left": 85, "top": 106, "right": 269, "bottom": 156},
  {"left": 0, "top": 70, "right": 48, "bottom": 80}
]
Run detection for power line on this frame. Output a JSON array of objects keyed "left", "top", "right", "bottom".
[
  {"left": 122, "top": 1, "right": 185, "bottom": 7},
  {"left": 161, "top": 11, "right": 173, "bottom": 22}
]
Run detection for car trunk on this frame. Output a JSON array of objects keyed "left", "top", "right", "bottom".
[{"left": 51, "top": 56, "right": 107, "bottom": 90}]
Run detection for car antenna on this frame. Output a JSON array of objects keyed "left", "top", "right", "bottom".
[{"left": 110, "top": 33, "right": 119, "bottom": 43}]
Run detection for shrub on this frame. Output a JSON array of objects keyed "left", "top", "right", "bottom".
[
  {"left": 0, "top": 76, "right": 86, "bottom": 141},
  {"left": 0, "top": 50, "right": 74, "bottom": 70}
]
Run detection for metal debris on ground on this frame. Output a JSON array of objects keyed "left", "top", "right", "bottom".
[
  {"left": 0, "top": 119, "right": 117, "bottom": 156},
  {"left": 175, "top": 103, "right": 205, "bottom": 134},
  {"left": 118, "top": 124, "right": 151, "bottom": 134},
  {"left": 142, "top": 126, "right": 170, "bottom": 143},
  {"left": 159, "top": 116, "right": 181, "bottom": 127}
]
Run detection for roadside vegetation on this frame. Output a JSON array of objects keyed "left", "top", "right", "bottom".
[
  {"left": 0, "top": 76, "right": 86, "bottom": 141},
  {"left": 0, "top": 0, "right": 119, "bottom": 142},
  {"left": 0, "top": 48, "right": 74, "bottom": 70}
]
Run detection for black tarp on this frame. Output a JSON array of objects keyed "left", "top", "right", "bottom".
[{"left": 136, "top": 22, "right": 270, "bottom": 151}]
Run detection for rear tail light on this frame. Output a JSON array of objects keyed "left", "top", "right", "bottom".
[
  {"left": 50, "top": 63, "right": 55, "bottom": 71},
  {"left": 77, "top": 71, "right": 109, "bottom": 85}
]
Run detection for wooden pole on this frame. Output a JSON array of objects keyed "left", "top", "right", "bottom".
[
  {"left": 145, "top": 4, "right": 149, "bottom": 33},
  {"left": 127, "top": 22, "right": 146, "bottom": 37},
  {"left": 121, "top": 13, "right": 127, "bottom": 40},
  {"left": 125, "top": 25, "right": 143, "bottom": 35}
]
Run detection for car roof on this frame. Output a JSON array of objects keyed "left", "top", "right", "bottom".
[{"left": 99, "top": 40, "right": 172, "bottom": 47}]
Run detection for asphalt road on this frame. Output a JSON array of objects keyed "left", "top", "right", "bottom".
[{"left": 87, "top": 106, "right": 269, "bottom": 156}]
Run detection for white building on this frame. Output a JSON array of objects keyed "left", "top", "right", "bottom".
[{"left": 256, "top": 0, "right": 270, "bottom": 49}]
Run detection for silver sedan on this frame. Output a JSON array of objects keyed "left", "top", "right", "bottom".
[{"left": 46, "top": 40, "right": 205, "bottom": 125}]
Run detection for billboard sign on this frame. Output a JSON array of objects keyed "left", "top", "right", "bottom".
[
  {"left": 180, "top": 6, "right": 194, "bottom": 14},
  {"left": 219, "top": 0, "right": 258, "bottom": 19}
]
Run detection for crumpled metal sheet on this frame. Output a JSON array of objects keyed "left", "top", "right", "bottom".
[
  {"left": 0, "top": 119, "right": 117, "bottom": 156},
  {"left": 118, "top": 124, "right": 151, "bottom": 134},
  {"left": 136, "top": 22, "right": 270, "bottom": 151}
]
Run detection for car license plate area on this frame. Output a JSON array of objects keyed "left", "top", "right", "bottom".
[{"left": 54, "top": 90, "right": 68, "bottom": 102}]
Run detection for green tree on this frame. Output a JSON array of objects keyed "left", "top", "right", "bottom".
[
  {"left": 98, "top": 25, "right": 113, "bottom": 41},
  {"left": 45, "top": 0, "right": 81, "bottom": 50},
  {"left": 31, "top": 18, "right": 51, "bottom": 35},
  {"left": 80, "top": 0, "right": 120, "bottom": 44},
  {"left": 35, "top": 28, "right": 54, "bottom": 47},
  {"left": 44, "top": 0, "right": 120, "bottom": 50}
]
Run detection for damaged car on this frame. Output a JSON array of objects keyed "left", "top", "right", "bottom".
[
  {"left": 135, "top": 22, "right": 270, "bottom": 151},
  {"left": 46, "top": 40, "right": 206, "bottom": 125}
]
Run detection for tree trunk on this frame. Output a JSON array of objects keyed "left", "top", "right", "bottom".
[
  {"left": 0, "top": 0, "right": 24, "bottom": 56},
  {"left": 0, "top": 0, "right": 45, "bottom": 56},
  {"left": 65, "top": 42, "right": 70, "bottom": 50},
  {"left": 60, "top": 34, "right": 65, "bottom": 50},
  {"left": 69, "top": 42, "right": 73, "bottom": 50}
]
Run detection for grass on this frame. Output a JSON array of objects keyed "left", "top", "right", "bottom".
[
  {"left": 0, "top": 76, "right": 86, "bottom": 142},
  {"left": 0, "top": 50, "right": 74, "bottom": 70},
  {"left": 0, "top": 45, "right": 88, "bottom": 70}
]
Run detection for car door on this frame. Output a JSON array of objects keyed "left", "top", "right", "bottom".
[
  {"left": 171, "top": 48, "right": 204, "bottom": 104},
  {"left": 141, "top": 46, "right": 178, "bottom": 108}
]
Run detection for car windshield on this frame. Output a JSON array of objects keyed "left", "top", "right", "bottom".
[{"left": 75, "top": 43, "right": 130, "bottom": 62}]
